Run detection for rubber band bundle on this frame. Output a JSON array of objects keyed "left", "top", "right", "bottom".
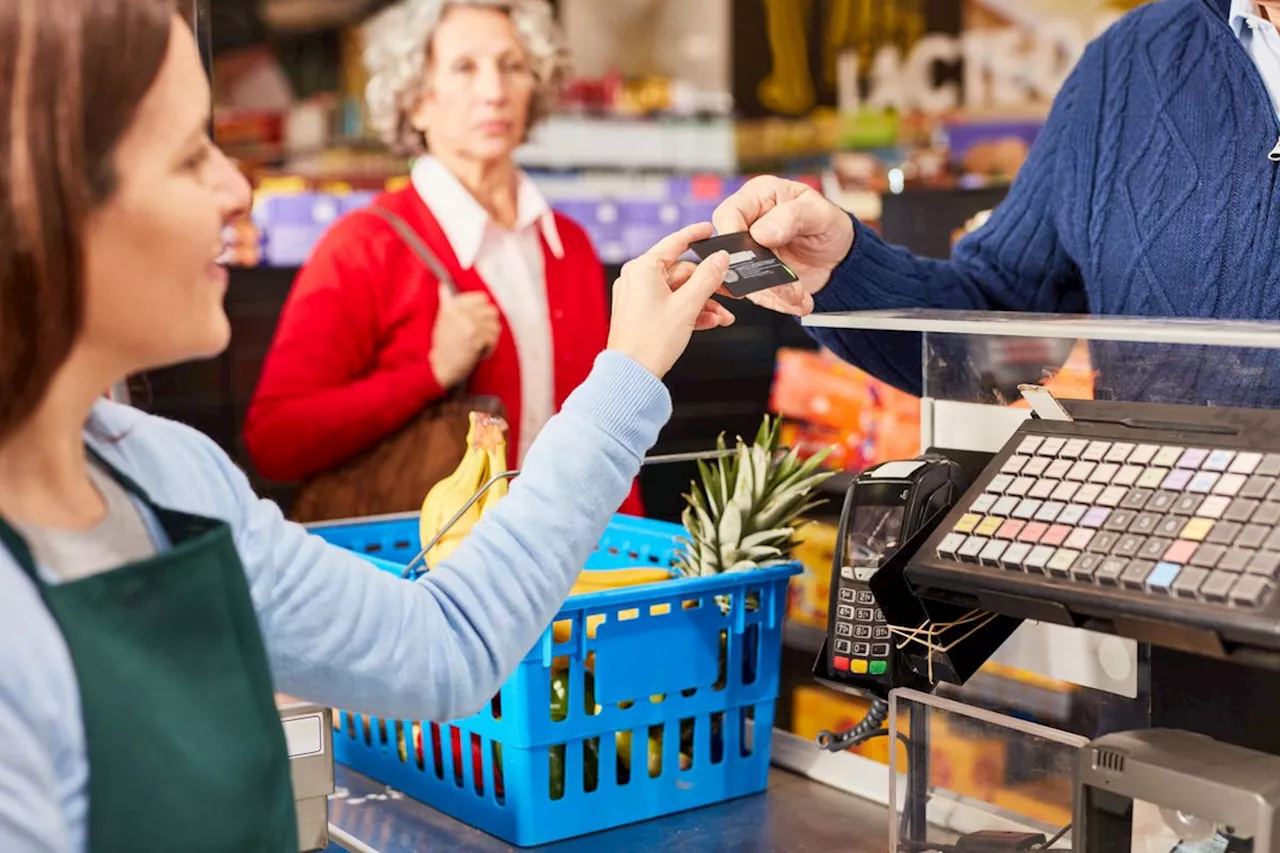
[{"left": 887, "top": 611, "right": 1001, "bottom": 684}]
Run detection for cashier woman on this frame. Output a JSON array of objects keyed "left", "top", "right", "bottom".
[
  {"left": 0, "top": 1, "right": 734, "bottom": 850},
  {"left": 713, "top": 0, "right": 1280, "bottom": 405}
]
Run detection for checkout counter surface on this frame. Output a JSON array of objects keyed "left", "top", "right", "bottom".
[{"left": 325, "top": 765, "right": 886, "bottom": 853}]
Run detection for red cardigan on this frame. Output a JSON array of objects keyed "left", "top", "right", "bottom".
[{"left": 243, "top": 186, "right": 644, "bottom": 516}]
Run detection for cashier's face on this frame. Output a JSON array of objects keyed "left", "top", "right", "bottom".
[
  {"left": 410, "top": 5, "right": 535, "bottom": 163},
  {"left": 79, "top": 16, "right": 251, "bottom": 374}
]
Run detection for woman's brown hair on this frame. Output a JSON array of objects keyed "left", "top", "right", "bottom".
[{"left": 0, "top": 0, "right": 176, "bottom": 440}]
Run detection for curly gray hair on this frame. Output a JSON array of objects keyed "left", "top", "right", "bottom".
[{"left": 362, "top": 0, "right": 571, "bottom": 157}]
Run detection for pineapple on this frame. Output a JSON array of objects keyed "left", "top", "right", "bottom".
[{"left": 674, "top": 416, "right": 835, "bottom": 594}]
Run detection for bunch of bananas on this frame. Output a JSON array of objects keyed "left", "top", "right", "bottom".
[
  {"left": 418, "top": 412, "right": 510, "bottom": 569},
  {"left": 550, "top": 568, "right": 678, "bottom": 645}
]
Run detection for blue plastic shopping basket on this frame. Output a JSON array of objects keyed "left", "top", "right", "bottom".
[{"left": 313, "top": 509, "right": 800, "bottom": 847}]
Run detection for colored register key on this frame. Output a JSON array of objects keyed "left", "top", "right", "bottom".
[
  {"left": 997, "top": 519, "right": 1026, "bottom": 540},
  {"left": 1019, "top": 522, "right": 1050, "bottom": 543},
  {"left": 1163, "top": 540, "right": 1198, "bottom": 565},
  {"left": 834, "top": 656, "right": 850, "bottom": 672},
  {"left": 976, "top": 516, "right": 1004, "bottom": 537},
  {"left": 1147, "top": 562, "right": 1181, "bottom": 594},
  {"left": 1041, "top": 525, "right": 1071, "bottom": 547},
  {"left": 1181, "top": 517, "right": 1215, "bottom": 541}
]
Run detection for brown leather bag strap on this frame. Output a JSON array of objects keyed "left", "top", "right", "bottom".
[{"left": 365, "top": 205, "right": 458, "bottom": 298}]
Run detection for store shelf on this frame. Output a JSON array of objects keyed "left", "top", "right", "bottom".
[{"left": 515, "top": 114, "right": 738, "bottom": 174}]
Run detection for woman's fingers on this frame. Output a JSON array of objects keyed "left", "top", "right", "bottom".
[
  {"left": 694, "top": 310, "right": 719, "bottom": 331},
  {"left": 645, "top": 222, "right": 715, "bottom": 264},
  {"left": 674, "top": 252, "right": 731, "bottom": 318},
  {"left": 666, "top": 258, "right": 735, "bottom": 328},
  {"left": 709, "top": 301, "right": 736, "bottom": 326},
  {"left": 665, "top": 261, "right": 697, "bottom": 288}
]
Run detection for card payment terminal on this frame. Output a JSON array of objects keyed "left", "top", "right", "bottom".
[{"left": 825, "top": 455, "right": 965, "bottom": 694}]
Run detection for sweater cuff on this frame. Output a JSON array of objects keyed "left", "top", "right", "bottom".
[
  {"left": 562, "top": 351, "right": 672, "bottom": 457},
  {"left": 813, "top": 213, "right": 879, "bottom": 314}
]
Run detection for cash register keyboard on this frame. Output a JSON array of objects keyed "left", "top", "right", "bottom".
[{"left": 934, "top": 436, "right": 1280, "bottom": 610}]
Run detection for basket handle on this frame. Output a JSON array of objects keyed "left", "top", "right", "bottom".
[{"left": 400, "top": 447, "right": 776, "bottom": 580}]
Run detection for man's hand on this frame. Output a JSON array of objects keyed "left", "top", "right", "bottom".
[{"left": 712, "top": 175, "right": 855, "bottom": 316}]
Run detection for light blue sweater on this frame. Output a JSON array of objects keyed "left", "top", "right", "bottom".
[{"left": 0, "top": 351, "right": 671, "bottom": 852}]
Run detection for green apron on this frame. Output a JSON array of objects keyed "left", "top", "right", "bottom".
[{"left": 0, "top": 449, "right": 298, "bottom": 852}]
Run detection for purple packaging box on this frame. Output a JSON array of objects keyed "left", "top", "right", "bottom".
[
  {"left": 615, "top": 200, "right": 667, "bottom": 259},
  {"left": 263, "top": 224, "right": 329, "bottom": 267},
  {"left": 587, "top": 200, "right": 628, "bottom": 264},
  {"left": 257, "top": 194, "right": 321, "bottom": 226},
  {"left": 341, "top": 191, "right": 378, "bottom": 214},
  {"left": 943, "top": 120, "right": 1044, "bottom": 161},
  {"left": 681, "top": 201, "right": 719, "bottom": 229}
]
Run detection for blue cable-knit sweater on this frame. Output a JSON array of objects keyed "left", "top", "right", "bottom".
[{"left": 810, "top": 0, "right": 1280, "bottom": 406}]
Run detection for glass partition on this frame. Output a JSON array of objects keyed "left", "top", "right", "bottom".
[
  {"left": 799, "top": 310, "right": 1280, "bottom": 739},
  {"left": 804, "top": 309, "right": 1280, "bottom": 410},
  {"left": 888, "top": 688, "right": 1087, "bottom": 853}
]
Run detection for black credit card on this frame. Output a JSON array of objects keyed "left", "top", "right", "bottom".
[{"left": 689, "top": 231, "right": 799, "bottom": 297}]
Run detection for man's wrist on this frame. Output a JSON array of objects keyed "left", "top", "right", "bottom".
[
  {"left": 808, "top": 211, "right": 857, "bottom": 297},
  {"left": 809, "top": 213, "right": 864, "bottom": 311}
]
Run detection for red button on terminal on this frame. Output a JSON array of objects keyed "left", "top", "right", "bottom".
[{"left": 834, "top": 656, "right": 850, "bottom": 672}]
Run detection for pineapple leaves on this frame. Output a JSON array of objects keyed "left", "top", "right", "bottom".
[
  {"left": 675, "top": 415, "right": 835, "bottom": 578},
  {"left": 718, "top": 503, "right": 743, "bottom": 553},
  {"left": 715, "top": 432, "right": 733, "bottom": 511},
  {"left": 695, "top": 459, "right": 723, "bottom": 517}
]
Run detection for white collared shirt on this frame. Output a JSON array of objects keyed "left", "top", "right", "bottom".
[
  {"left": 1231, "top": 0, "right": 1280, "bottom": 119},
  {"left": 411, "top": 156, "right": 563, "bottom": 464}
]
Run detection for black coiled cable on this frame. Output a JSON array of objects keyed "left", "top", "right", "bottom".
[{"left": 816, "top": 696, "right": 891, "bottom": 752}]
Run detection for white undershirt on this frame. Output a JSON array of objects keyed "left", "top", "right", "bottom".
[{"left": 411, "top": 156, "right": 562, "bottom": 465}]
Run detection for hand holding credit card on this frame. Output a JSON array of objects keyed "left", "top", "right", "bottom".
[{"left": 688, "top": 231, "right": 800, "bottom": 298}]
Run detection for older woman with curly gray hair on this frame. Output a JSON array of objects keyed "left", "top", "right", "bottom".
[
  {"left": 246, "top": 0, "right": 654, "bottom": 519},
  {"left": 363, "top": 0, "right": 569, "bottom": 157}
]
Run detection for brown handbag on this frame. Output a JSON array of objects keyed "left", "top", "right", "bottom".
[{"left": 288, "top": 206, "right": 505, "bottom": 524}]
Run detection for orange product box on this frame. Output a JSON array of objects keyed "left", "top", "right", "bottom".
[
  {"left": 771, "top": 348, "right": 875, "bottom": 433},
  {"left": 1007, "top": 340, "right": 1096, "bottom": 405},
  {"left": 787, "top": 520, "right": 839, "bottom": 628},
  {"left": 992, "top": 778, "right": 1074, "bottom": 829},
  {"left": 770, "top": 348, "right": 922, "bottom": 472},
  {"left": 870, "top": 389, "right": 923, "bottom": 465},
  {"left": 928, "top": 726, "right": 1009, "bottom": 804},
  {"left": 780, "top": 420, "right": 870, "bottom": 473}
]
